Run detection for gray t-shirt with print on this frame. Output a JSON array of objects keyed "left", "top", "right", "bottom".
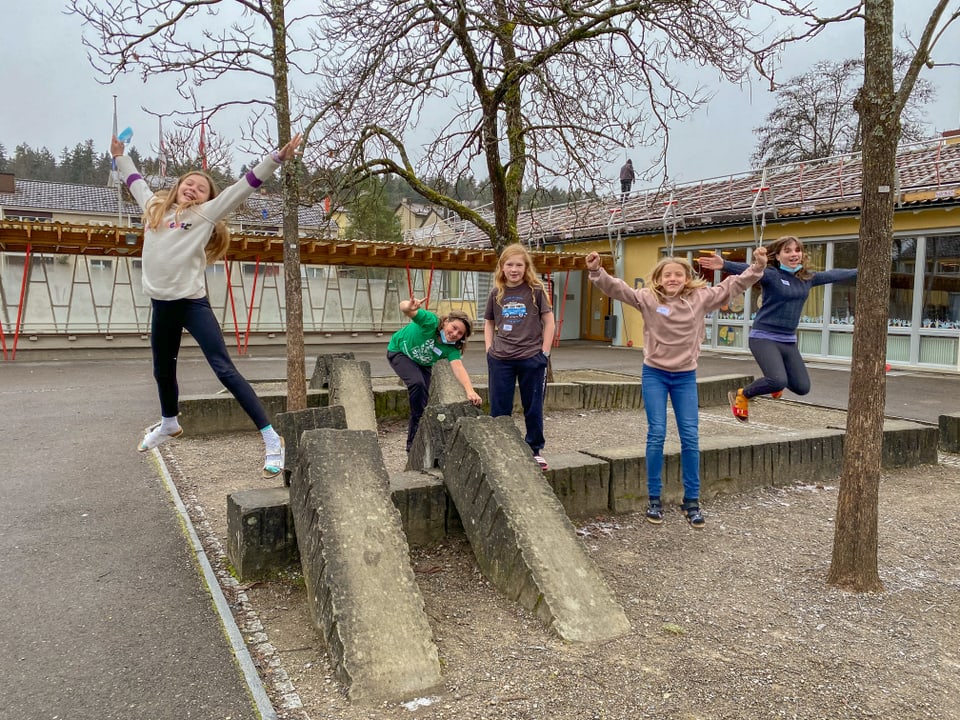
[{"left": 484, "top": 284, "right": 552, "bottom": 360}]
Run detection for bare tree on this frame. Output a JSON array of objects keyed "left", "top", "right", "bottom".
[
  {"left": 148, "top": 125, "right": 236, "bottom": 182},
  {"left": 68, "top": 0, "right": 326, "bottom": 411},
  {"left": 311, "top": 0, "right": 859, "bottom": 253},
  {"left": 752, "top": 53, "right": 937, "bottom": 166},
  {"left": 828, "top": 0, "right": 958, "bottom": 593}
]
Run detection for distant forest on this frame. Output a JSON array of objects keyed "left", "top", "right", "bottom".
[{"left": 0, "top": 139, "right": 596, "bottom": 212}]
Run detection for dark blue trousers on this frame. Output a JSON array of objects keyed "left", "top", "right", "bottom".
[
  {"left": 388, "top": 351, "right": 432, "bottom": 451},
  {"left": 487, "top": 352, "right": 548, "bottom": 455},
  {"left": 150, "top": 297, "right": 269, "bottom": 429}
]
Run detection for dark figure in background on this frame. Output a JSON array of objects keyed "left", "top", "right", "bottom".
[{"left": 619, "top": 159, "right": 635, "bottom": 201}]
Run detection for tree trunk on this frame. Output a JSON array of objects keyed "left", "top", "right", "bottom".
[
  {"left": 272, "top": 0, "right": 307, "bottom": 411},
  {"left": 827, "top": 0, "right": 896, "bottom": 593}
]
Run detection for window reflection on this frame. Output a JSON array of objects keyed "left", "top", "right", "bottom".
[
  {"left": 832, "top": 242, "right": 858, "bottom": 325},
  {"left": 923, "top": 236, "right": 960, "bottom": 329},
  {"left": 890, "top": 237, "right": 917, "bottom": 327}
]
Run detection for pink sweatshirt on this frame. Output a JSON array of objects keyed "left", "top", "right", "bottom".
[{"left": 588, "top": 261, "right": 764, "bottom": 372}]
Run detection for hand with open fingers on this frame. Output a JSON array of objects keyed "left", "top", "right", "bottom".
[
  {"left": 697, "top": 253, "right": 724, "bottom": 271},
  {"left": 467, "top": 390, "right": 482, "bottom": 406},
  {"left": 278, "top": 133, "right": 303, "bottom": 161}
]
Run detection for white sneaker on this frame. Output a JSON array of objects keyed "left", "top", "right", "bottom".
[{"left": 137, "top": 423, "right": 183, "bottom": 452}]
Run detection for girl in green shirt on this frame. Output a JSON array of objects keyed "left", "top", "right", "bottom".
[{"left": 387, "top": 297, "right": 482, "bottom": 451}]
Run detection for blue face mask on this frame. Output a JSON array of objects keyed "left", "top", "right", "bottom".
[
  {"left": 779, "top": 263, "right": 802, "bottom": 274},
  {"left": 439, "top": 329, "right": 450, "bottom": 344}
]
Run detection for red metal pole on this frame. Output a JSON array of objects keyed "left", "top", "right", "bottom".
[
  {"left": 242, "top": 256, "right": 261, "bottom": 356},
  {"left": 224, "top": 258, "right": 243, "bottom": 353},
  {"left": 424, "top": 264, "right": 434, "bottom": 308},
  {"left": 406, "top": 265, "right": 413, "bottom": 299},
  {"left": 12, "top": 244, "right": 32, "bottom": 360}
]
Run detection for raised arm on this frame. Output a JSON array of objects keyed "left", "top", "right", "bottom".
[
  {"left": 584, "top": 252, "right": 645, "bottom": 310},
  {"left": 200, "top": 133, "right": 303, "bottom": 222},
  {"left": 400, "top": 297, "right": 426, "bottom": 317}
]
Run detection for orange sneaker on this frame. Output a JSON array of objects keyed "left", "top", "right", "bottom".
[
  {"left": 728, "top": 389, "right": 749, "bottom": 422},
  {"left": 770, "top": 390, "right": 783, "bottom": 400}
]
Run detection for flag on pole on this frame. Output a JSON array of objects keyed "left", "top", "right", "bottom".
[{"left": 199, "top": 108, "right": 208, "bottom": 171}]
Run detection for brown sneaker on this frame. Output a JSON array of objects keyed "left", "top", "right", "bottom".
[{"left": 728, "top": 389, "right": 749, "bottom": 422}]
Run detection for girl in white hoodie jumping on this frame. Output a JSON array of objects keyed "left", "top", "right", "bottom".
[{"left": 111, "top": 131, "right": 301, "bottom": 479}]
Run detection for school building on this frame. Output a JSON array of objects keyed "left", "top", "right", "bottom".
[{"left": 1, "top": 134, "right": 959, "bottom": 371}]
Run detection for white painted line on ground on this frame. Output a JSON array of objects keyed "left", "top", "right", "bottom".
[{"left": 150, "top": 449, "right": 280, "bottom": 720}]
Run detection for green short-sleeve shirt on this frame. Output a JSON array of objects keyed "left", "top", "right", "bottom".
[{"left": 386, "top": 309, "right": 463, "bottom": 366}]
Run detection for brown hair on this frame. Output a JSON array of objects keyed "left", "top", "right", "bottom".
[
  {"left": 766, "top": 236, "right": 813, "bottom": 281},
  {"left": 142, "top": 170, "right": 231, "bottom": 264},
  {"left": 438, "top": 310, "right": 473, "bottom": 353},
  {"left": 493, "top": 243, "right": 548, "bottom": 307},
  {"left": 648, "top": 256, "right": 708, "bottom": 303}
]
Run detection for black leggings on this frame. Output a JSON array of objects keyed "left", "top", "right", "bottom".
[
  {"left": 387, "top": 351, "right": 432, "bottom": 451},
  {"left": 744, "top": 336, "right": 811, "bottom": 399},
  {"left": 151, "top": 297, "right": 269, "bottom": 429}
]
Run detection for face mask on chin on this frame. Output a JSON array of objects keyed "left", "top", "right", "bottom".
[
  {"left": 439, "top": 329, "right": 449, "bottom": 344},
  {"left": 779, "top": 263, "right": 802, "bottom": 274}
]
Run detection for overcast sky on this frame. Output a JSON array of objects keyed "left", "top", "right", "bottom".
[{"left": 2, "top": 1, "right": 958, "bottom": 192}]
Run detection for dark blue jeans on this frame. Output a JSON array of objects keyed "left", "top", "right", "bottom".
[
  {"left": 487, "top": 352, "right": 548, "bottom": 455},
  {"left": 745, "top": 337, "right": 811, "bottom": 398},
  {"left": 388, "top": 351, "right": 432, "bottom": 452},
  {"left": 151, "top": 297, "right": 269, "bottom": 429},
  {"left": 642, "top": 365, "right": 700, "bottom": 500}
]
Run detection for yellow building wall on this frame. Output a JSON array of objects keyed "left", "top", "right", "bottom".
[{"left": 563, "top": 205, "right": 960, "bottom": 352}]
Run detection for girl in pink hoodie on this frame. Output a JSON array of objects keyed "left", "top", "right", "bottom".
[{"left": 585, "top": 248, "right": 767, "bottom": 527}]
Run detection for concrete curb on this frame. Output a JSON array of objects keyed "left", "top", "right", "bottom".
[{"left": 150, "top": 449, "right": 280, "bottom": 720}]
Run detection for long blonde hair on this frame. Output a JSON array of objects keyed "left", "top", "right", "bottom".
[
  {"left": 648, "top": 256, "right": 707, "bottom": 303},
  {"left": 493, "top": 243, "right": 548, "bottom": 307},
  {"left": 141, "top": 170, "right": 231, "bottom": 264}
]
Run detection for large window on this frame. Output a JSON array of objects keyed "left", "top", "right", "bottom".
[
  {"left": 831, "top": 241, "right": 858, "bottom": 324},
  {"left": 922, "top": 235, "right": 960, "bottom": 329},
  {"left": 890, "top": 237, "right": 918, "bottom": 326}
]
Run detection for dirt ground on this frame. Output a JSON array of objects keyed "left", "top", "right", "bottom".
[{"left": 159, "top": 378, "right": 960, "bottom": 720}]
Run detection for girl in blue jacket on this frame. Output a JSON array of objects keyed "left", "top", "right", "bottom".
[{"left": 699, "top": 236, "right": 857, "bottom": 422}]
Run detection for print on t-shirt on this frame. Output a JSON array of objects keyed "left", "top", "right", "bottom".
[{"left": 501, "top": 297, "right": 529, "bottom": 329}]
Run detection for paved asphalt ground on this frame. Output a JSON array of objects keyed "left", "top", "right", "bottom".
[{"left": 1, "top": 340, "right": 957, "bottom": 719}]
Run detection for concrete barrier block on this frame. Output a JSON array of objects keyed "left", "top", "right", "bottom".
[
  {"left": 444, "top": 416, "right": 630, "bottom": 643},
  {"left": 576, "top": 381, "right": 642, "bottom": 410},
  {"left": 583, "top": 447, "right": 646, "bottom": 513},
  {"left": 542, "top": 452, "right": 611, "bottom": 518},
  {"left": 406, "top": 401, "right": 482, "bottom": 472},
  {"left": 329, "top": 359, "right": 377, "bottom": 431},
  {"left": 390, "top": 470, "right": 449, "bottom": 547},
  {"left": 310, "top": 352, "right": 356, "bottom": 389},
  {"left": 178, "top": 389, "right": 327, "bottom": 434},
  {"left": 543, "top": 382, "right": 584, "bottom": 411},
  {"left": 289, "top": 428, "right": 442, "bottom": 704},
  {"left": 226, "top": 488, "right": 299, "bottom": 582},
  {"left": 940, "top": 413, "right": 960, "bottom": 453},
  {"left": 881, "top": 420, "right": 938, "bottom": 467},
  {"left": 273, "top": 405, "right": 348, "bottom": 486}
]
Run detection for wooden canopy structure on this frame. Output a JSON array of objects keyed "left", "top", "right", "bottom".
[{"left": 0, "top": 219, "right": 611, "bottom": 272}]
